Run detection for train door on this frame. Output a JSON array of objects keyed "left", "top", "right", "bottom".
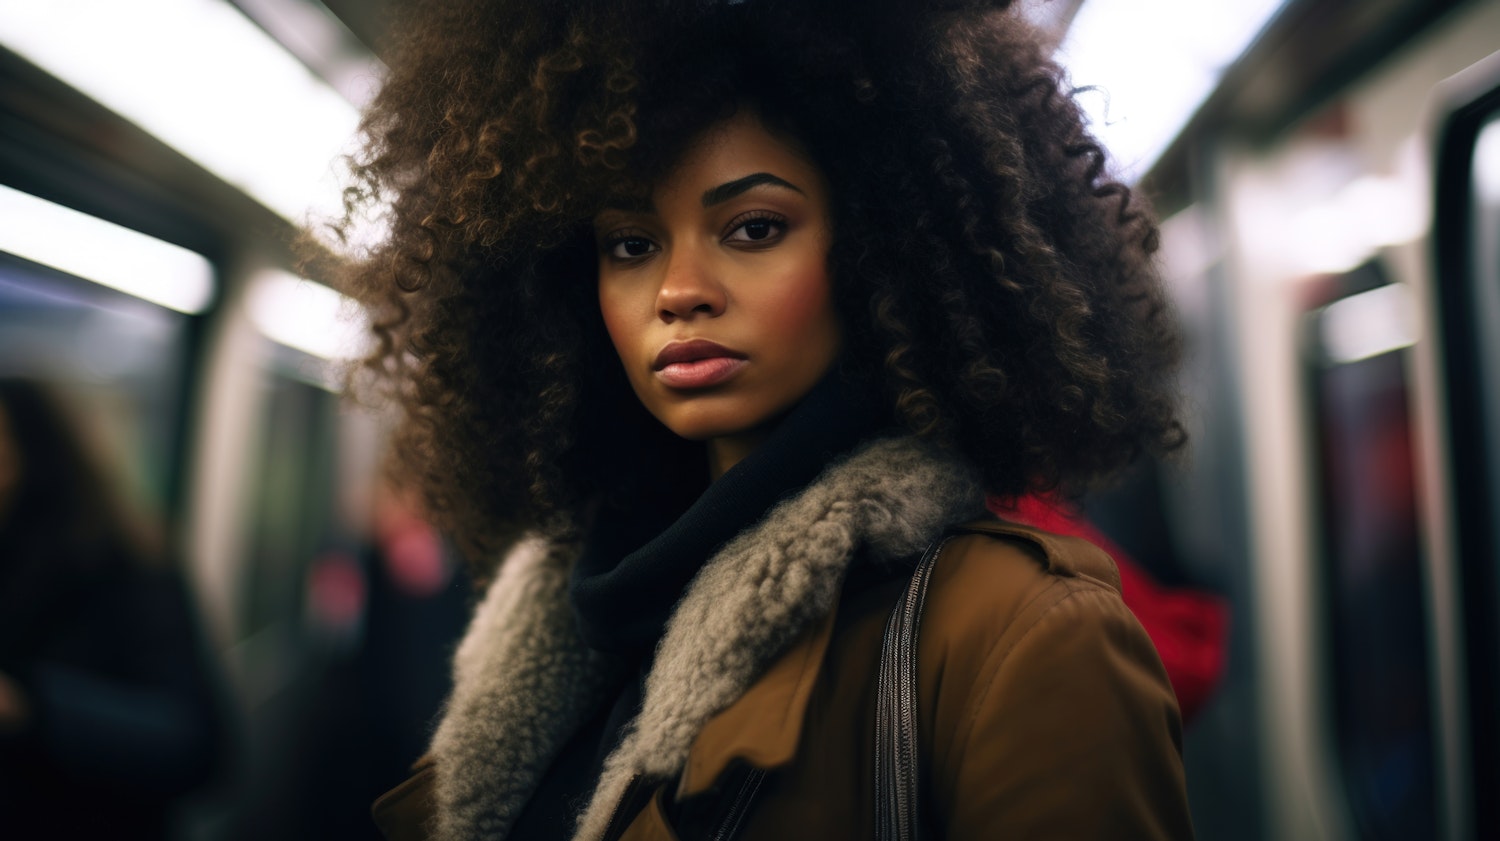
[{"left": 1431, "top": 47, "right": 1500, "bottom": 841}]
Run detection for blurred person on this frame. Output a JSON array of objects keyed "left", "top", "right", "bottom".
[
  {"left": 297, "top": 479, "right": 471, "bottom": 840},
  {"left": 0, "top": 378, "right": 225, "bottom": 839},
  {"left": 331, "top": 1, "right": 1194, "bottom": 838}
]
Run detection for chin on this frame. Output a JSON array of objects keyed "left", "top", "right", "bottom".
[
  {"left": 659, "top": 416, "right": 748, "bottom": 442},
  {"left": 653, "top": 401, "right": 771, "bottom": 443}
]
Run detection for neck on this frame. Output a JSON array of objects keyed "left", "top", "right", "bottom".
[{"left": 707, "top": 430, "right": 770, "bottom": 480}]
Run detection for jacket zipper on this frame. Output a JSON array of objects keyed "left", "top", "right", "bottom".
[{"left": 710, "top": 768, "right": 767, "bottom": 841}]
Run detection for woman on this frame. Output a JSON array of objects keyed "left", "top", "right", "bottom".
[
  {"left": 335, "top": 1, "right": 1192, "bottom": 838},
  {"left": 0, "top": 380, "right": 225, "bottom": 839}
]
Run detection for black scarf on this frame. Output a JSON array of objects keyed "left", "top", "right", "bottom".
[{"left": 569, "top": 366, "right": 889, "bottom": 656}]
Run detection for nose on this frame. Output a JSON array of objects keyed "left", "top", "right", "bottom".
[{"left": 655, "top": 243, "right": 726, "bottom": 322}]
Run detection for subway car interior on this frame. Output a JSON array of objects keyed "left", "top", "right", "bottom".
[{"left": 1, "top": 0, "right": 1497, "bottom": 838}]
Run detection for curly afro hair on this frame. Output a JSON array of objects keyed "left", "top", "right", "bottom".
[{"left": 325, "top": 0, "right": 1185, "bottom": 564}]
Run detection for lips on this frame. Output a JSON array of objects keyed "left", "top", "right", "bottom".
[{"left": 653, "top": 339, "right": 748, "bottom": 389}]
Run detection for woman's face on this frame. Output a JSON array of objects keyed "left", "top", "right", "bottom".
[{"left": 595, "top": 110, "right": 841, "bottom": 465}]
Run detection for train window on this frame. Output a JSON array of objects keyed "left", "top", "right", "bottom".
[
  {"left": 240, "top": 364, "right": 342, "bottom": 642},
  {"left": 0, "top": 251, "right": 194, "bottom": 521},
  {"left": 1303, "top": 264, "right": 1436, "bottom": 840}
]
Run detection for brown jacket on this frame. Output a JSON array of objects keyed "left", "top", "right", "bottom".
[{"left": 373, "top": 438, "right": 1193, "bottom": 840}]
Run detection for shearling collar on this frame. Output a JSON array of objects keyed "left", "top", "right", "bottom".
[{"left": 426, "top": 436, "right": 987, "bottom": 841}]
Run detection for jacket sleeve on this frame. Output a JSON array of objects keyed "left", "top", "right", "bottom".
[{"left": 936, "top": 583, "right": 1195, "bottom": 839}]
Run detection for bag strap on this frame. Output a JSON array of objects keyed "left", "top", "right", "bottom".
[
  {"left": 710, "top": 531, "right": 955, "bottom": 841},
  {"left": 875, "top": 532, "right": 950, "bottom": 841}
]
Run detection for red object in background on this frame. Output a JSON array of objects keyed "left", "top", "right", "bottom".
[
  {"left": 307, "top": 550, "right": 368, "bottom": 631},
  {"left": 990, "top": 494, "right": 1230, "bottom": 724},
  {"left": 373, "top": 484, "right": 453, "bottom": 599}
]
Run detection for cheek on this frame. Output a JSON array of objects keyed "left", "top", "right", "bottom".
[
  {"left": 754, "top": 265, "right": 839, "bottom": 349},
  {"left": 597, "top": 281, "right": 637, "bottom": 364}
]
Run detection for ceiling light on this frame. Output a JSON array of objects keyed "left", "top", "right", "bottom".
[
  {"left": 0, "top": 183, "right": 214, "bottom": 314},
  {"left": 1057, "top": 0, "right": 1288, "bottom": 183},
  {"left": 248, "top": 269, "right": 369, "bottom": 362},
  {"left": 1, "top": 0, "right": 363, "bottom": 224}
]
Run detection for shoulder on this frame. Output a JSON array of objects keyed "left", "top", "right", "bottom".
[
  {"left": 915, "top": 515, "right": 1180, "bottom": 765},
  {"left": 919, "top": 519, "right": 1192, "bottom": 837},
  {"left": 922, "top": 516, "right": 1171, "bottom": 701},
  {"left": 946, "top": 517, "right": 1121, "bottom": 590},
  {"left": 920, "top": 517, "right": 1127, "bottom": 651},
  {"left": 921, "top": 516, "right": 1168, "bottom": 696}
]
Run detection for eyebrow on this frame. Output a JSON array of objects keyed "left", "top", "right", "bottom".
[{"left": 701, "top": 172, "right": 805, "bottom": 207}]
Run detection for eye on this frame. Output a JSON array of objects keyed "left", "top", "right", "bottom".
[
  {"left": 602, "top": 231, "right": 659, "bottom": 261},
  {"left": 723, "top": 211, "right": 788, "bottom": 245}
]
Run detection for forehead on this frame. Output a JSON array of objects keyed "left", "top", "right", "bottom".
[
  {"left": 592, "top": 108, "right": 829, "bottom": 218},
  {"left": 650, "top": 109, "right": 826, "bottom": 200}
]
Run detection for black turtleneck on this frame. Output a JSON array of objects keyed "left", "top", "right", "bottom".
[{"left": 508, "top": 366, "right": 889, "bottom": 838}]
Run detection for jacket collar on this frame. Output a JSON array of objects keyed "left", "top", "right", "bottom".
[
  {"left": 674, "top": 586, "right": 843, "bottom": 799},
  {"left": 426, "top": 436, "right": 987, "bottom": 841}
]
